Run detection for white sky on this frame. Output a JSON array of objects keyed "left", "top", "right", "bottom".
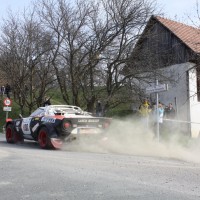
[
  {"left": 0, "top": 0, "right": 32, "bottom": 16},
  {"left": 0, "top": 0, "right": 199, "bottom": 25},
  {"left": 156, "top": 0, "right": 199, "bottom": 24}
]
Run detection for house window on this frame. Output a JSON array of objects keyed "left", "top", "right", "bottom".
[{"left": 197, "top": 67, "right": 200, "bottom": 101}]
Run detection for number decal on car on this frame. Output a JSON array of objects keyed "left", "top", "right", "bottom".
[{"left": 21, "top": 118, "right": 32, "bottom": 135}]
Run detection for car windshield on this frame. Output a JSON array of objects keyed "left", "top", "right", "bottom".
[
  {"left": 30, "top": 108, "right": 45, "bottom": 117},
  {"left": 47, "top": 105, "right": 84, "bottom": 115},
  {"left": 30, "top": 105, "right": 85, "bottom": 117}
]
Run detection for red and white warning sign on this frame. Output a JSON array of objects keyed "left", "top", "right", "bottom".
[{"left": 3, "top": 98, "right": 12, "bottom": 106}]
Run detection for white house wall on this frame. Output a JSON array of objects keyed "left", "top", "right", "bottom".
[
  {"left": 133, "top": 62, "right": 200, "bottom": 137},
  {"left": 188, "top": 67, "right": 200, "bottom": 138},
  {"left": 157, "top": 62, "right": 200, "bottom": 137}
]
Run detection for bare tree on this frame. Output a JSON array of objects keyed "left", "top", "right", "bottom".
[
  {"left": 0, "top": 9, "right": 56, "bottom": 114},
  {"left": 36, "top": 0, "right": 156, "bottom": 114},
  {"left": 92, "top": 0, "right": 156, "bottom": 111},
  {"left": 75, "top": 0, "right": 157, "bottom": 112},
  {"left": 36, "top": 0, "right": 92, "bottom": 106}
]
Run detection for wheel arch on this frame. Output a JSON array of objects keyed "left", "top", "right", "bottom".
[
  {"left": 5, "top": 121, "right": 14, "bottom": 129},
  {"left": 37, "top": 125, "right": 61, "bottom": 149},
  {"left": 5, "top": 122, "right": 23, "bottom": 143},
  {"left": 37, "top": 123, "right": 58, "bottom": 139}
]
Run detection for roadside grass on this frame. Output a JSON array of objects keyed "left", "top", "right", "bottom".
[
  {"left": 0, "top": 95, "right": 20, "bottom": 130},
  {"left": 0, "top": 90, "right": 135, "bottom": 133},
  {"left": 0, "top": 91, "right": 66, "bottom": 132},
  {"left": 0, "top": 92, "right": 194, "bottom": 148}
]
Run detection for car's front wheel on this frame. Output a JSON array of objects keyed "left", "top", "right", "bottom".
[{"left": 6, "top": 124, "right": 23, "bottom": 143}]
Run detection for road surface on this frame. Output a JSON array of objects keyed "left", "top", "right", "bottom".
[{"left": 0, "top": 134, "right": 200, "bottom": 200}]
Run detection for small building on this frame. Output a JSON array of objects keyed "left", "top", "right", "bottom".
[{"left": 130, "top": 15, "right": 200, "bottom": 137}]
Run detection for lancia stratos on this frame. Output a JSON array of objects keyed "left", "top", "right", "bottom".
[{"left": 5, "top": 105, "right": 111, "bottom": 149}]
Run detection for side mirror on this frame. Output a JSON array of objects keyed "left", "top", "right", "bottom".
[{"left": 19, "top": 114, "right": 23, "bottom": 119}]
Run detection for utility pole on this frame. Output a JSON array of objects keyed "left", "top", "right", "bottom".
[
  {"left": 146, "top": 80, "right": 168, "bottom": 142},
  {"left": 156, "top": 80, "right": 159, "bottom": 142}
]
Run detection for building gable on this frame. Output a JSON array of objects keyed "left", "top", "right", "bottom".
[
  {"left": 131, "top": 16, "right": 198, "bottom": 69},
  {"left": 156, "top": 16, "right": 200, "bottom": 54},
  {"left": 130, "top": 16, "right": 200, "bottom": 137}
]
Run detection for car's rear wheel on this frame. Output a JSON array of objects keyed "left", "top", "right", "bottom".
[
  {"left": 6, "top": 124, "right": 23, "bottom": 143},
  {"left": 38, "top": 127, "right": 53, "bottom": 149}
]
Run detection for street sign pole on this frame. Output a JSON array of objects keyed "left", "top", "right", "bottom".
[
  {"left": 146, "top": 81, "right": 168, "bottom": 142},
  {"left": 6, "top": 106, "right": 8, "bottom": 119},
  {"left": 156, "top": 80, "right": 160, "bottom": 142},
  {"left": 3, "top": 98, "right": 12, "bottom": 120}
]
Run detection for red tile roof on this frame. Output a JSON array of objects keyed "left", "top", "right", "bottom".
[{"left": 154, "top": 16, "right": 200, "bottom": 53}]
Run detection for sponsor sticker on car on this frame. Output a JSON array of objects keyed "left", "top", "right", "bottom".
[
  {"left": 78, "top": 119, "right": 100, "bottom": 123},
  {"left": 41, "top": 117, "right": 56, "bottom": 123}
]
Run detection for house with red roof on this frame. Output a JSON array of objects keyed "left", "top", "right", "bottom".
[{"left": 130, "top": 15, "right": 200, "bottom": 137}]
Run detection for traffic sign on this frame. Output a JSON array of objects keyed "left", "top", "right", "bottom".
[
  {"left": 3, "top": 107, "right": 12, "bottom": 111},
  {"left": 3, "top": 98, "right": 12, "bottom": 106},
  {"left": 146, "top": 84, "right": 168, "bottom": 93}
]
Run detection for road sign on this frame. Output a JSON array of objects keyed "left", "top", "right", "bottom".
[
  {"left": 3, "top": 107, "right": 12, "bottom": 111},
  {"left": 146, "top": 84, "right": 168, "bottom": 93},
  {"left": 3, "top": 98, "right": 12, "bottom": 106},
  {"left": 146, "top": 80, "right": 168, "bottom": 143}
]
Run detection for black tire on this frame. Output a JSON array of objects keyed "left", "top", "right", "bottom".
[
  {"left": 38, "top": 127, "right": 53, "bottom": 149},
  {"left": 6, "top": 124, "right": 23, "bottom": 144}
]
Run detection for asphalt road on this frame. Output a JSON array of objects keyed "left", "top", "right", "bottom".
[{"left": 0, "top": 134, "right": 200, "bottom": 200}]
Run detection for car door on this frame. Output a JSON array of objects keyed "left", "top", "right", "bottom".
[{"left": 21, "top": 117, "right": 33, "bottom": 139}]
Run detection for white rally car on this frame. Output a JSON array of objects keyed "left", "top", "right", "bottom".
[{"left": 5, "top": 105, "right": 111, "bottom": 149}]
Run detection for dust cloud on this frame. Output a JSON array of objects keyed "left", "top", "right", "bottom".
[{"left": 62, "top": 118, "right": 200, "bottom": 163}]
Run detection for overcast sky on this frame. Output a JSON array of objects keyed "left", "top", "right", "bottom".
[
  {"left": 156, "top": 0, "right": 198, "bottom": 24},
  {"left": 0, "top": 0, "right": 198, "bottom": 24}
]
